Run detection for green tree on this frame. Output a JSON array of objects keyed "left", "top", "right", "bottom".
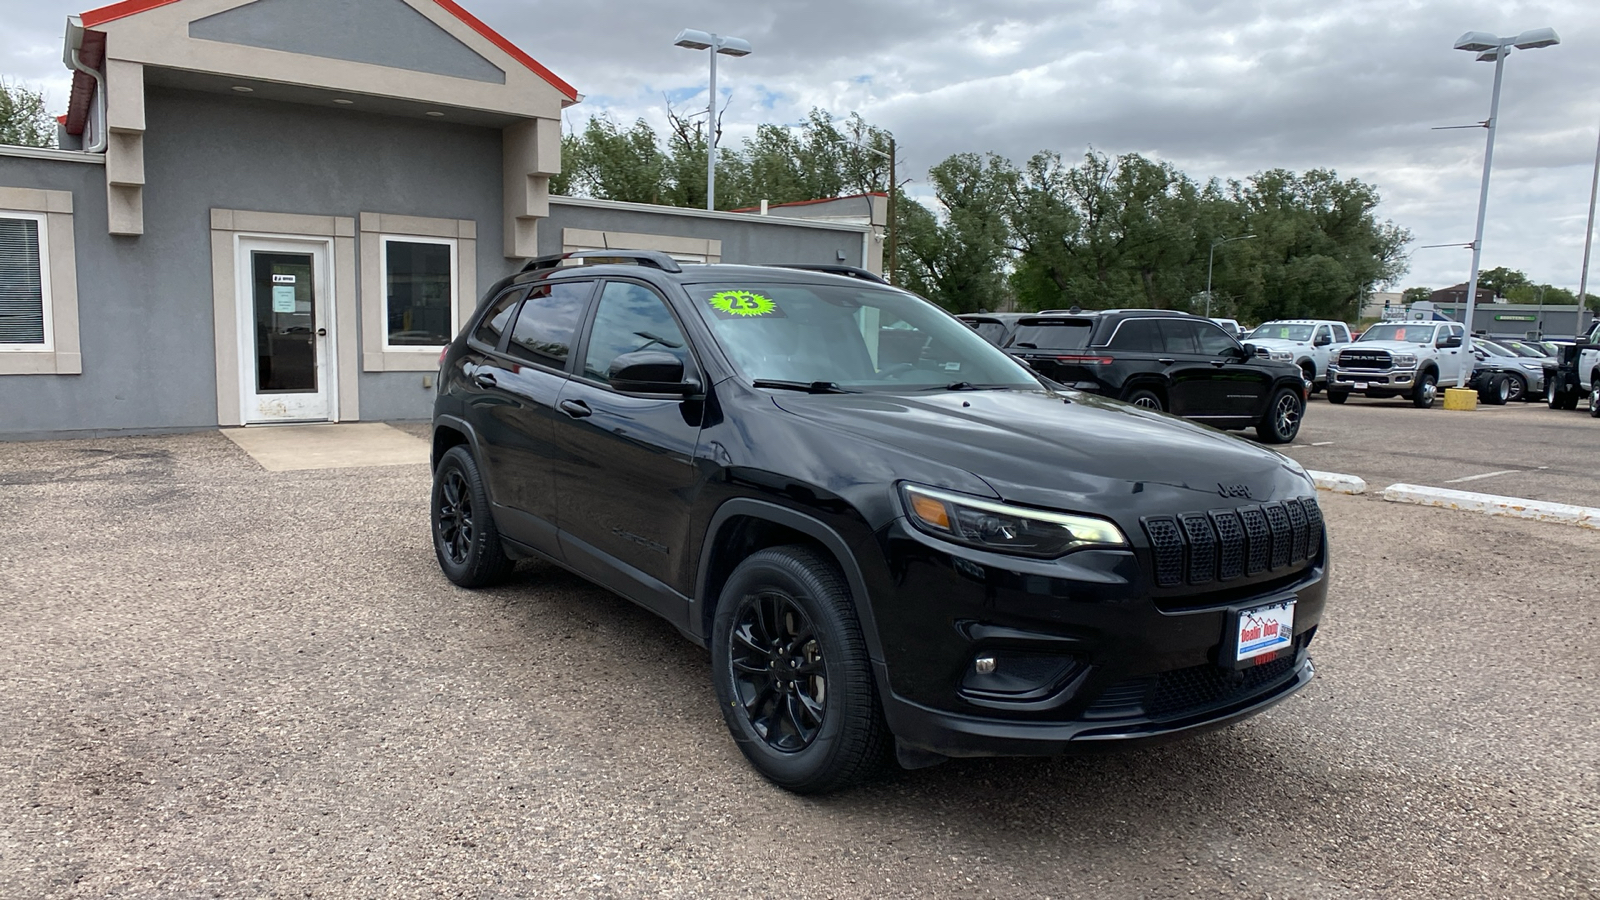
[
  {"left": 1401, "top": 286, "right": 1432, "bottom": 304},
  {"left": 1, "top": 80, "right": 56, "bottom": 149},
  {"left": 1476, "top": 266, "right": 1529, "bottom": 297},
  {"left": 896, "top": 153, "right": 1014, "bottom": 312},
  {"left": 563, "top": 116, "right": 665, "bottom": 204}
]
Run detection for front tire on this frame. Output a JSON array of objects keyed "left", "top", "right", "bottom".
[
  {"left": 1478, "top": 373, "right": 1509, "bottom": 405},
  {"left": 1590, "top": 380, "right": 1600, "bottom": 418},
  {"left": 431, "top": 445, "right": 514, "bottom": 588},
  {"left": 712, "top": 546, "right": 889, "bottom": 794},
  {"left": 1326, "top": 390, "right": 1349, "bottom": 405},
  {"left": 1412, "top": 371, "right": 1438, "bottom": 409},
  {"left": 1256, "top": 387, "right": 1304, "bottom": 444},
  {"left": 1502, "top": 373, "right": 1525, "bottom": 402}
]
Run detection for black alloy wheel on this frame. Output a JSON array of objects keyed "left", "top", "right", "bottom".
[
  {"left": 1256, "top": 387, "right": 1304, "bottom": 444},
  {"left": 728, "top": 591, "right": 827, "bottom": 752},
  {"left": 712, "top": 546, "right": 890, "bottom": 793},
  {"left": 431, "top": 445, "right": 514, "bottom": 587}
]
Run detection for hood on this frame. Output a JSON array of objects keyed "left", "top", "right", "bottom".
[
  {"left": 770, "top": 388, "right": 1313, "bottom": 523},
  {"left": 1248, "top": 338, "right": 1308, "bottom": 351},
  {"left": 1344, "top": 340, "right": 1429, "bottom": 353}
]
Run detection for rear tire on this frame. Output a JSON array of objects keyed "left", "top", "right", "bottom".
[
  {"left": 1326, "top": 390, "right": 1349, "bottom": 405},
  {"left": 712, "top": 546, "right": 890, "bottom": 794},
  {"left": 1126, "top": 388, "right": 1165, "bottom": 412},
  {"left": 1590, "top": 381, "right": 1600, "bottom": 418},
  {"left": 1412, "top": 371, "right": 1437, "bottom": 409},
  {"left": 1478, "top": 373, "right": 1509, "bottom": 405},
  {"left": 1256, "top": 387, "right": 1304, "bottom": 444},
  {"left": 431, "top": 445, "right": 514, "bottom": 588}
]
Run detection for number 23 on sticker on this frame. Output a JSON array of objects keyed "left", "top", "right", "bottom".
[{"left": 708, "top": 290, "right": 780, "bottom": 318}]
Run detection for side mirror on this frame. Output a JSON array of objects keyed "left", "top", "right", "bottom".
[
  {"left": 1441, "top": 336, "right": 1463, "bottom": 349},
  {"left": 1239, "top": 342, "right": 1260, "bottom": 358},
  {"left": 1314, "top": 334, "right": 1332, "bottom": 347},
  {"left": 609, "top": 350, "right": 699, "bottom": 395}
]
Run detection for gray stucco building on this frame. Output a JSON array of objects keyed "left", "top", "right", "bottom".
[{"left": 1, "top": 0, "right": 874, "bottom": 438}]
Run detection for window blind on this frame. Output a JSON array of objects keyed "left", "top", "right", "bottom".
[{"left": 0, "top": 217, "right": 44, "bottom": 345}]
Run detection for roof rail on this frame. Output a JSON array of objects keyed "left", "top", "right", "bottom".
[
  {"left": 520, "top": 249, "right": 683, "bottom": 274},
  {"left": 771, "top": 264, "right": 889, "bottom": 285}
]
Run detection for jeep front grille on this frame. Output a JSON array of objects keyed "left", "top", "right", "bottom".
[{"left": 1141, "top": 498, "right": 1323, "bottom": 589}]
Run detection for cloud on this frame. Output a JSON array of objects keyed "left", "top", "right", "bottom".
[{"left": 6, "top": 0, "right": 1599, "bottom": 291}]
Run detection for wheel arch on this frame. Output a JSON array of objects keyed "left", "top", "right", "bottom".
[
  {"left": 694, "top": 499, "right": 884, "bottom": 663},
  {"left": 1120, "top": 377, "right": 1167, "bottom": 404},
  {"left": 430, "top": 415, "right": 480, "bottom": 472}
]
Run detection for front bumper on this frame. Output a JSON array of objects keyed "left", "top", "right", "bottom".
[
  {"left": 1328, "top": 364, "right": 1415, "bottom": 390},
  {"left": 867, "top": 513, "right": 1328, "bottom": 758}
]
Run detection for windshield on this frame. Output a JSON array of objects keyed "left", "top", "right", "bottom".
[
  {"left": 1504, "top": 340, "right": 1549, "bottom": 358},
  {"left": 1474, "top": 339, "right": 1513, "bottom": 357},
  {"left": 687, "top": 282, "right": 1038, "bottom": 390},
  {"left": 1359, "top": 323, "right": 1436, "bottom": 344},
  {"left": 1250, "top": 323, "right": 1314, "bottom": 342}
]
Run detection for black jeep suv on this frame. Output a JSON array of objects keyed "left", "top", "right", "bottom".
[
  {"left": 431, "top": 251, "right": 1329, "bottom": 793},
  {"left": 976, "top": 310, "right": 1308, "bottom": 443}
]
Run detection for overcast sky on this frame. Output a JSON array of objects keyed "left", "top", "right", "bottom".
[{"left": 7, "top": 0, "right": 1600, "bottom": 293}]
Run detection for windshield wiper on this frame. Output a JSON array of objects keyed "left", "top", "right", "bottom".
[{"left": 751, "top": 379, "right": 854, "bottom": 394}]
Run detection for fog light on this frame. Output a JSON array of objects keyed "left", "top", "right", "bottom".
[{"left": 974, "top": 656, "right": 997, "bottom": 675}]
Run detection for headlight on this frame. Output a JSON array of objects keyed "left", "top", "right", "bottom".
[
  {"left": 1329, "top": 350, "right": 1342, "bottom": 364},
  {"left": 1391, "top": 353, "right": 1417, "bottom": 367},
  {"left": 1520, "top": 362, "right": 1543, "bottom": 371},
  {"left": 901, "top": 484, "right": 1127, "bottom": 558},
  {"left": 1269, "top": 350, "right": 1294, "bottom": 362}
]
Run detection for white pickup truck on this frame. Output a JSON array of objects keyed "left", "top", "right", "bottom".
[
  {"left": 1543, "top": 321, "right": 1600, "bottom": 414},
  {"left": 1325, "top": 321, "right": 1470, "bottom": 408},
  {"left": 1244, "top": 320, "right": 1353, "bottom": 392}
]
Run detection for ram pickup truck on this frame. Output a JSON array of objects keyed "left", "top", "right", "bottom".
[
  {"left": 1325, "top": 321, "right": 1469, "bottom": 408},
  {"left": 1245, "top": 320, "right": 1353, "bottom": 391}
]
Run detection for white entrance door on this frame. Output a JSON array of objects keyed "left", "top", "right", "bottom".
[{"left": 237, "top": 237, "right": 335, "bottom": 423}]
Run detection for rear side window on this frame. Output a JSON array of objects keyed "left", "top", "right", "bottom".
[
  {"left": 506, "top": 281, "right": 593, "bottom": 368},
  {"left": 1108, "top": 318, "right": 1162, "bottom": 352},
  {"left": 1010, "top": 320, "right": 1091, "bottom": 350},
  {"left": 471, "top": 288, "right": 524, "bottom": 350},
  {"left": 969, "top": 320, "right": 1010, "bottom": 347}
]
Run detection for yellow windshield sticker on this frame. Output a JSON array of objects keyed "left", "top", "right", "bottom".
[{"left": 708, "top": 290, "right": 778, "bottom": 318}]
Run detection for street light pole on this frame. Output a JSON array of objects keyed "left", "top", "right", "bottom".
[
  {"left": 1579, "top": 118, "right": 1600, "bottom": 310},
  {"left": 674, "top": 29, "right": 752, "bottom": 211},
  {"left": 855, "top": 137, "right": 897, "bottom": 283},
  {"left": 1205, "top": 234, "right": 1255, "bottom": 318},
  {"left": 1452, "top": 27, "right": 1560, "bottom": 355}
]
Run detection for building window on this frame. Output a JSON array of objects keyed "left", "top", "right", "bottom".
[
  {"left": 0, "top": 188, "right": 79, "bottom": 376},
  {"left": 382, "top": 236, "right": 457, "bottom": 349},
  {"left": 0, "top": 213, "right": 50, "bottom": 349}
]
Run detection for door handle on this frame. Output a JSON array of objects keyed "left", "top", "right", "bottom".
[
  {"left": 559, "top": 399, "right": 592, "bottom": 419},
  {"left": 473, "top": 371, "right": 498, "bottom": 388},
  {"left": 1158, "top": 358, "right": 1177, "bottom": 365}
]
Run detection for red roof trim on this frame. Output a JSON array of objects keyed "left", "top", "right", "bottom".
[
  {"left": 77, "top": 0, "right": 577, "bottom": 100},
  {"left": 728, "top": 192, "right": 889, "bottom": 213}
]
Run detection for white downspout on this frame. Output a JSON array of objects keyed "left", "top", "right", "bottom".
[{"left": 63, "top": 15, "right": 107, "bottom": 153}]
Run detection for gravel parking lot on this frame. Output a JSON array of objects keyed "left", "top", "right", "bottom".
[{"left": 1, "top": 428, "right": 1595, "bottom": 899}]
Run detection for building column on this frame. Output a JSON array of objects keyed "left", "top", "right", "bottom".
[{"left": 502, "top": 117, "right": 560, "bottom": 258}]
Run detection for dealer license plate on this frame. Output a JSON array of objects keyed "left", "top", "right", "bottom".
[
  {"left": 1235, "top": 600, "right": 1295, "bottom": 663},
  {"left": 1353, "top": 382, "right": 1368, "bottom": 390}
]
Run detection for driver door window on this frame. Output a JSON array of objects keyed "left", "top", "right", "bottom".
[
  {"left": 582, "top": 282, "right": 690, "bottom": 386},
  {"left": 1193, "top": 322, "right": 1240, "bottom": 357}
]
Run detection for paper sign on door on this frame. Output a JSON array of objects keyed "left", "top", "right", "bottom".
[{"left": 271, "top": 285, "right": 297, "bottom": 313}]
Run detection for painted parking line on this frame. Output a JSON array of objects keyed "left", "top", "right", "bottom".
[
  {"left": 1443, "top": 469, "right": 1522, "bottom": 484},
  {"left": 1310, "top": 441, "right": 1335, "bottom": 446},
  {"left": 1382, "top": 483, "right": 1599, "bottom": 530}
]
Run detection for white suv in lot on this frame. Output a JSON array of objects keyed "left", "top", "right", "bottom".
[
  {"left": 1245, "top": 320, "right": 1352, "bottom": 392},
  {"left": 1326, "top": 321, "right": 1468, "bottom": 408}
]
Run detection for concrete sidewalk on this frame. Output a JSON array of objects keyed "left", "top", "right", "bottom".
[{"left": 220, "top": 422, "right": 429, "bottom": 471}]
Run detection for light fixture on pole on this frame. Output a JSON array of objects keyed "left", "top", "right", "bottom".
[
  {"left": 1205, "top": 234, "right": 1256, "bottom": 318},
  {"left": 1451, "top": 27, "right": 1559, "bottom": 351},
  {"left": 674, "top": 28, "right": 752, "bottom": 211}
]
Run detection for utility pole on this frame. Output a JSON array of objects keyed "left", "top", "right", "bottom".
[{"left": 887, "top": 136, "right": 897, "bottom": 286}]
